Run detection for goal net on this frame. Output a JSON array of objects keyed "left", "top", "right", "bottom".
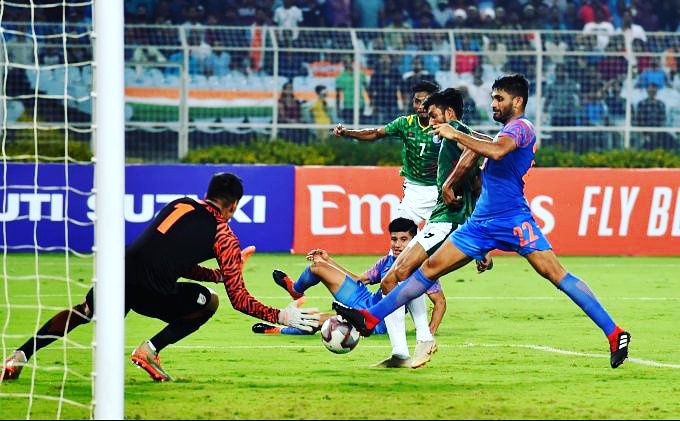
[{"left": 1, "top": 1, "right": 124, "bottom": 418}]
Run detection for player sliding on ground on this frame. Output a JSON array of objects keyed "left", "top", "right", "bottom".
[
  {"left": 1, "top": 173, "right": 319, "bottom": 382},
  {"left": 334, "top": 74, "right": 631, "bottom": 369},
  {"left": 255, "top": 218, "right": 447, "bottom": 368}
]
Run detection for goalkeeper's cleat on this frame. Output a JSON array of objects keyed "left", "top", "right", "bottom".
[
  {"left": 608, "top": 327, "right": 631, "bottom": 369},
  {"left": 131, "top": 341, "right": 172, "bottom": 382},
  {"left": 411, "top": 340, "right": 438, "bottom": 369},
  {"left": 1, "top": 350, "right": 27, "bottom": 381},
  {"left": 332, "top": 301, "right": 376, "bottom": 337},
  {"left": 252, "top": 323, "right": 282, "bottom": 334},
  {"left": 371, "top": 355, "right": 411, "bottom": 368},
  {"left": 272, "top": 270, "right": 304, "bottom": 300}
]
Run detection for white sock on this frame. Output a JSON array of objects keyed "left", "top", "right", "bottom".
[
  {"left": 384, "top": 305, "right": 409, "bottom": 358},
  {"left": 146, "top": 340, "right": 157, "bottom": 352},
  {"left": 408, "top": 293, "right": 434, "bottom": 342}
]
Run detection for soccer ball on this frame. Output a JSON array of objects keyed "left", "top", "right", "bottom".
[{"left": 320, "top": 315, "right": 360, "bottom": 354}]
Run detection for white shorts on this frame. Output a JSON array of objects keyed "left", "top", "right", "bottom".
[
  {"left": 407, "top": 221, "right": 455, "bottom": 255},
  {"left": 396, "top": 179, "right": 438, "bottom": 225}
]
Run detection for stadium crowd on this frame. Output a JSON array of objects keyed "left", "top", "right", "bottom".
[{"left": 1, "top": 0, "right": 679, "bottom": 150}]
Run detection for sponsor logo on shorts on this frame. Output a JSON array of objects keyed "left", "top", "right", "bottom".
[{"left": 197, "top": 293, "right": 207, "bottom": 305}]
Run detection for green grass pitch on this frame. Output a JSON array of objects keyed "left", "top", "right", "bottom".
[{"left": 1, "top": 253, "right": 680, "bottom": 419}]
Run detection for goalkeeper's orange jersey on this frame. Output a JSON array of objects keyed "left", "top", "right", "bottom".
[{"left": 125, "top": 197, "right": 280, "bottom": 324}]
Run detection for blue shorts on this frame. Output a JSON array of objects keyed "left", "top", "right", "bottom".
[
  {"left": 450, "top": 212, "right": 552, "bottom": 261},
  {"left": 334, "top": 276, "right": 387, "bottom": 334}
]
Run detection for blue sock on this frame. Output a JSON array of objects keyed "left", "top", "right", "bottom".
[
  {"left": 293, "top": 267, "right": 321, "bottom": 295},
  {"left": 280, "top": 327, "right": 313, "bottom": 335},
  {"left": 557, "top": 273, "right": 616, "bottom": 336},
  {"left": 369, "top": 269, "right": 436, "bottom": 321}
]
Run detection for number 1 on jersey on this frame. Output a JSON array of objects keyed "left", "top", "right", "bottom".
[{"left": 157, "top": 203, "right": 195, "bottom": 234}]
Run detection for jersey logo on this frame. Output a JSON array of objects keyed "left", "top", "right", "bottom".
[
  {"left": 423, "top": 232, "right": 436, "bottom": 239},
  {"left": 407, "top": 131, "right": 415, "bottom": 138}
]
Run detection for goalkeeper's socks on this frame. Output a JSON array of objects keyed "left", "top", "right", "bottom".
[
  {"left": 292, "top": 267, "right": 321, "bottom": 295},
  {"left": 557, "top": 273, "right": 616, "bottom": 336},
  {"left": 368, "top": 269, "right": 436, "bottom": 322},
  {"left": 19, "top": 306, "right": 90, "bottom": 360}
]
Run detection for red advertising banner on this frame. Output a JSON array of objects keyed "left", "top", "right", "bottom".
[{"left": 294, "top": 167, "right": 680, "bottom": 256}]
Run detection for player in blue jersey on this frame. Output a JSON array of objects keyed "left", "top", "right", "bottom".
[
  {"left": 254, "top": 218, "right": 447, "bottom": 366},
  {"left": 334, "top": 74, "right": 631, "bottom": 369}
]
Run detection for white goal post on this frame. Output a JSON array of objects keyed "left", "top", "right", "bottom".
[{"left": 93, "top": 0, "right": 125, "bottom": 419}]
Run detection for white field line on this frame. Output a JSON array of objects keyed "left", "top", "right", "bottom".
[{"left": 139, "top": 343, "right": 680, "bottom": 369}]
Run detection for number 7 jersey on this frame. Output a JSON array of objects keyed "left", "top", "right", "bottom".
[{"left": 384, "top": 114, "right": 441, "bottom": 186}]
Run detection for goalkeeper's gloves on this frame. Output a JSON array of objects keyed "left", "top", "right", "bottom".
[{"left": 278, "top": 297, "right": 320, "bottom": 332}]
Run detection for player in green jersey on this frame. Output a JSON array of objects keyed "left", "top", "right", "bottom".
[
  {"left": 333, "top": 80, "right": 441, "bottom": 225},
  {"left": 333, "top": 80, "right": 443, "bottom": 369},
  {"left": 374, "top": 88, "right": 494, "bottom": 369}
]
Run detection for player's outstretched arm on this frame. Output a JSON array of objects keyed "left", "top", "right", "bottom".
[
  {"left": 332, "top": 123, "right": 386, "bottom": 141},
  {"left": 431, "top": 123, "right": 517, "bottom": 160}
]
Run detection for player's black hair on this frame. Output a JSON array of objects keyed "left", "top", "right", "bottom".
[
  {"left": 492, "top": 74, "right": 529, "bottom": 108},
  {"left": 388, "top": 217, "right": 418, "bottom": 237},
  {"left": 411, "top": 80, "right": 440, "bottom": 96},
  {"left": 422, "top": 88, "right": 464, "bottom": 121},
  {"left": 207, "top": 172, "right": 244, "bottom": 205}
]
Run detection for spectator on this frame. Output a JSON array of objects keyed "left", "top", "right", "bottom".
[
  {"left": 432, "top": 0, "right": 454, "bottom": 28},
  {"left": 634, "top": 2, "right": 660, "bottom": 31},
  {"left": 205, "top": 36, "right": 231, "bottom": 77},
  {"left": 620, "top": 10, "right": 647, "bottom": 58},
  {"left": 457, "top": 85, "right": 479, "bottom": 125},
  {"left": 453, "top": 33, "right": 480, "bottom": 74},
  {"left": 580, "top": 87, "right": 611, "bottom": 150},
  {"left": 583, "top": 7, "right": 615, "bottom": 52},
  {"left": 563, "top": 2, "right": 582, "bottom": 30},
  {"left": 299, "top": 0, "right": 325, "bottom": 27},
  {"left": 636, "top": 57, "right": 671, "bottom": 89},
  {"left": 450, "top": 8, "right": 467, "bottom": 28},
  {"left": 335, "top": 58, "right": 370, "bottom": 124},
  {"left": 324, "top": 0, "right": 352, "bottom": 28},
  {"left": 482, "top": 34, "right": 508, "bottom": 72},
  {"left": 368, "top": 55, "right": 402, "bottom": 124},
  {"left": 597, "top": 36, "right": 628, "bottom": 83},
  {"left": 466, "top": 65, "right": 492, "bottom": 122},
  {"left": 353, "top": 0, "right": 385, "bottom": 28},
  {"left": 273, "top": 0, "right": 303, "bottom": 41},
  {"left": 278, "top": 80, "right": 308, "bottom": 143},
  {"left": 544, "top": 64, "right": 580, "bottom": 146},
  {"left": 657, "top": 0, "right": 680, "bottom": 31},
  {"left": 479, "top": 7, "right": 497, "bottom": 30},
  {"left": 401, "top": 56, "right": 436, "bottom": 102},
  {"left": 603, "top": 78, "right": 626, "bottom": 124},
  {"left": 236, "top": 0, "right": 258, "bottom": 26},
  {"left": 634, "top": 83, "right": 671, "bottom": 149},
  {"left": 578, "top": 0, "right": 611, "bottom": 27},
  {"left": 520, "top": 4, "right": 541, "bottom": 30},
  {"left": 308, "top": 84, "right": 334, "bottom": 140}
]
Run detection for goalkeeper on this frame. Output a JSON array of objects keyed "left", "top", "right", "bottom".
[{"left": 1, "top": 172, "right": 319, "bottom": 383}]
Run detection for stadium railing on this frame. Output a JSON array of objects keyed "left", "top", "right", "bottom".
[{"left": 3, "top": 24, "right": 679, "bottom": 160}]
